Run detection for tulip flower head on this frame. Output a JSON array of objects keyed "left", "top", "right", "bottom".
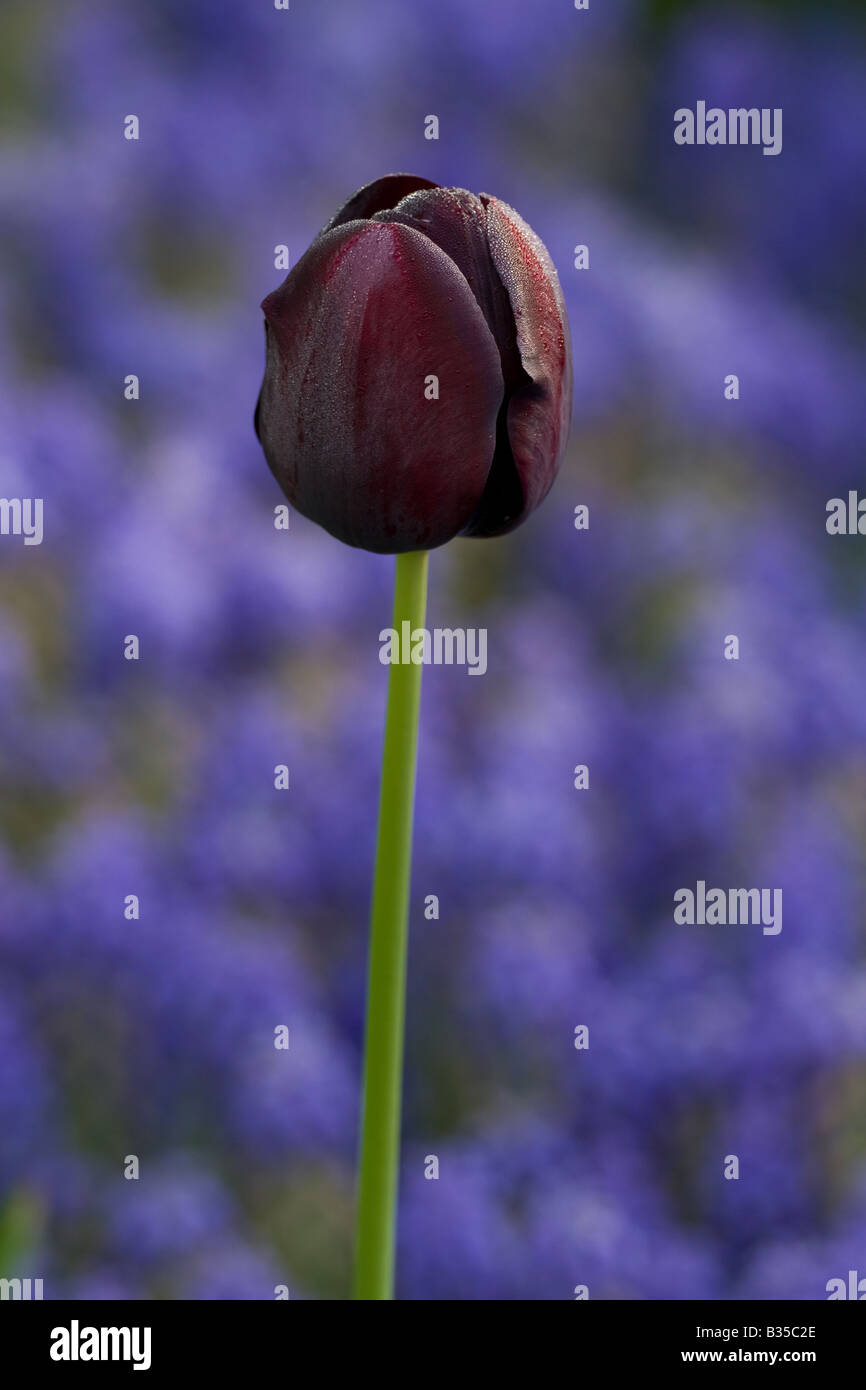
[{"left": 255, "top": 174, "right": 572, "bottom": 553}]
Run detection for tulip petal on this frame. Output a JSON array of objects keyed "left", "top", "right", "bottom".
[
  {"left": 373, "top": 187, "right": 524, "bottom": 396},
  {"left": 467, "top": 194, "right": 573, "bottom": 536},
  {"left": 256, "top": 219, "right": 503, "bottom": 552},
  {"left": 324, "top": 173, "right": 439, "bottom": 232},
  {"left": 374, "top": 186, "right": 572, "bottom": 538}
]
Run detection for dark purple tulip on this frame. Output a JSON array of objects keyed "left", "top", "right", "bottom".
[{"left": 255, "top": 174, "right": 572, "bottom": 553}]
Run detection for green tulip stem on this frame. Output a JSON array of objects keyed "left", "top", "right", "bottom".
[{"left": 353, "top": 548, "right": 429, "bottom": 1300}]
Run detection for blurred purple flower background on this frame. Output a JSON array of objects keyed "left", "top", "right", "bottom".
[{"left": 1, "top": 0, "right": 865, "bottom": 1299}]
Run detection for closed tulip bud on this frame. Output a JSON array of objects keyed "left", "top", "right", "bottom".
[{"left": 255, "top": 174, "right": 572, "bottom": 553}]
